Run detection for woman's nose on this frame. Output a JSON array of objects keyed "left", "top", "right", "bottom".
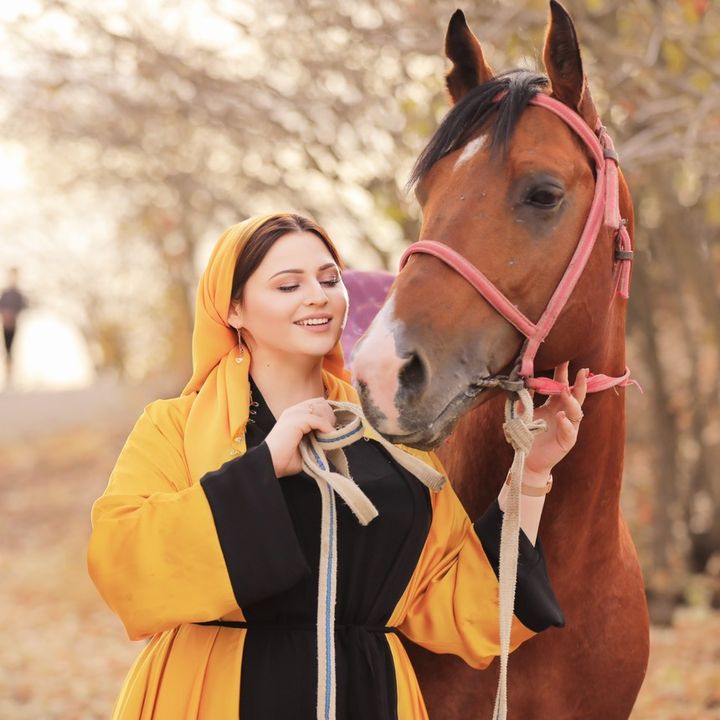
[{"left": 304, "top": 281, "right": 329, "bottom": 305}]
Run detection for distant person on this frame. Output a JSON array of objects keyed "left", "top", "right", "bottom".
[{"left": 0, "top": 267, "right": 28, "bottom": 385}]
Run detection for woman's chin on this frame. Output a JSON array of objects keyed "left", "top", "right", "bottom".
[
  {"left": 302, "top": 332, "right": 343, "bottom": 355},
  {"left": 288, "top": 339, "right": 341, "bottom": 360},
  {"left": 272, "top": 325, "right": 343, "bottom": 360}
]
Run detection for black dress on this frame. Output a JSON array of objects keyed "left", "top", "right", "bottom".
[{"left": 198, "top": 377, "right": 564, "bottom": 719}]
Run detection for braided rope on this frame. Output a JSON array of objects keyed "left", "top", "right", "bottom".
[{"left": 492, "top": 388, "right": 547, "bottom": 720}]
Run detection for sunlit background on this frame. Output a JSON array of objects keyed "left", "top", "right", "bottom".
[{"left": 0, "top": 0, "right": 718, "bottom": 717}]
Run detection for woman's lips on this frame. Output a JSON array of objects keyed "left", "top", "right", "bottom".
[{"left": 293, "top": 318, "right": 332, "bottom": 332}]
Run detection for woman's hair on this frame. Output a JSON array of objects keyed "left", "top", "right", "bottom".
[{"left": 231, "top": 214, "right": 342, "bottom": 302}]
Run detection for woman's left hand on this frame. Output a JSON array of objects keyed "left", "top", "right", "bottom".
[{"left": 524, "top": 362, "right": 588, "bottom": 476}]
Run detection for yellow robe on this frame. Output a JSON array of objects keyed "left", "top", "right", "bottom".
[{"left": 88, "top": 365, "right": 536, "bottom": 719}]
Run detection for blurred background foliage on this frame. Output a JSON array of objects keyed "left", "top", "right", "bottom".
[{"left": 0, "top": 0, "right": 719, "bottom": 625}]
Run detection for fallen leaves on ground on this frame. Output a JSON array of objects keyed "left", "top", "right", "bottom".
[{"left": 0, "top": 427, "right": 717, "bottom": 719}]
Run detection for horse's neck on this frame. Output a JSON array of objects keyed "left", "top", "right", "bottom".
[{"left": 442, "top": 311, "right": 628, "bottom": 548}]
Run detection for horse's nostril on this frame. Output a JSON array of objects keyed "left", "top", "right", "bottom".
[{"left": 398, "top": 352, "right": 428, "bottom": 395}]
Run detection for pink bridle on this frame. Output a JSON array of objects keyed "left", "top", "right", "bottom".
[{"left": 399, "top": 93, "right": 638, "bottom": 396}]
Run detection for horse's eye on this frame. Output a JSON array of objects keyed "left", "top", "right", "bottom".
[{"left": 526, "top": 188, "right": 563, "bottom": 208}]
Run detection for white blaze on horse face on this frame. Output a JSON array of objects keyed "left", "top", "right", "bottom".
[
  {"left": 351, "top": 295, "right": 404, "bottom": 431},
  {"left": 454, "top": 134, "right": 487, "bottom": 171}
]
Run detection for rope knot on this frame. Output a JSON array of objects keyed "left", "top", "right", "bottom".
[{"left": 502, "top": 416, "right": 547, "bottom": 454}]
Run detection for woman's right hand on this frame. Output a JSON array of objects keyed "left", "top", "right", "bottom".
[{"left": 264, "top": 398, "right": 336, "bottom": 477}]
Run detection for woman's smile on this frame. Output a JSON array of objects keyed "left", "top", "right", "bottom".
[{"left": 293, "top": 313, "right": 333, "bottom": 332}]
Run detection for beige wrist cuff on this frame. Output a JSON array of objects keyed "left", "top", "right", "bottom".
[{"left": 505, "top": 473, "right": 553, "bottom": 496}]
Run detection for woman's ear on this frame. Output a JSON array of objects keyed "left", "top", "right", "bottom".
[{"left": 227, "top": 300, "right": 243, "bottom": 329}]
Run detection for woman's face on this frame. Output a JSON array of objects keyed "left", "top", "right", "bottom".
[{"left": 228, "top": 231, "right": 348, "bottom": 361}]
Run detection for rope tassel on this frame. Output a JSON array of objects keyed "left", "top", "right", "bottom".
[{"left": 492, "top": 389, "right": 547, "bottom": 720}]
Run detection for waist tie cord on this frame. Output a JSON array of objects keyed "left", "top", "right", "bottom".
[
  {"left": 298, "top": 401, "right": 444, "bottom": 720},
  {"left": 195, "top": 620, "right": 399, "bottom": 634}
]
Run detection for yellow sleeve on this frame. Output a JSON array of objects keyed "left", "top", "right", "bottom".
[
  {"left": 87, "top": 399, "right": 237, "bottom": 640},
  {"left": 398, "top": 453, "right": 545, "bottom": 670},
  {"left": 87, "top": 399, "right": 309, "bottom": 640}
]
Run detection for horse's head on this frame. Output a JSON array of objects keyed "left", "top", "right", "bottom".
[{"left": 353, "top": 1, "right": 633, "bottom": 449}]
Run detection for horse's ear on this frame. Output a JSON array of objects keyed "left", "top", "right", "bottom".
[
  {"left": 543, "top": 0, "right": 599, "bottom": 128},
  {"left": 445, "top": 9, "right": 494, "bottom": 105}
]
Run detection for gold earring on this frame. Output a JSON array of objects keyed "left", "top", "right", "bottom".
[{"left": 235, "top": 327, "right": 245, "bottom": 364}]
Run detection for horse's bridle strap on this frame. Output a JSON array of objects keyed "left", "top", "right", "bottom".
[
  {"left": 526, "top": 365, "right": 641, "bottom": 395},
  {"left": 400, "top": 240, "right": 537, "bottom": 339}
]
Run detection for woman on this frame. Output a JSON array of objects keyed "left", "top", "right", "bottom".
[{"left": 88, "top": 213, "right": 587, "bottom": 719}]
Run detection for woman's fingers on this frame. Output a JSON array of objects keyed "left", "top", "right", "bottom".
[
  {"left": 571, "top": 367, "right": 589, "bottom": 407},
  {"left": 556, "top": 410, "right": 577, "bottom": 451},
  {"left": 551, "top": 368, "right": 588, "bottom": 435},
  {"left": 558, "top": 388, "right": 582, "bottom": 423},
  {"left": 307, "top": 413, "right": 335, "bottom": 433},
  {"left": 550, "top": 362, "right": 588, "bottom": 409},
  {"left": 553, "top": 360, "right": 569, "bottom": 386},
  {"left": 305, "top": 397, "right": 336, "bottom": 427},
  {"left": 307, "top": 398, "right": 335, "bottom": 432},
  {"left": 300, "top": 414, "right": 334, "bottom": 435}
]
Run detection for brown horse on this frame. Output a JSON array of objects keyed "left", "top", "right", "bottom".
[{"left": 351, "top": 3, "right": 649, "bottom": 718}]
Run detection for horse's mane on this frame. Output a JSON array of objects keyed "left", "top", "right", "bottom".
[{"left": 408, "top": 70, "right": 549, "bottom": 189}]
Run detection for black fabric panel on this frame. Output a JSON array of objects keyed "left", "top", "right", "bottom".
[
  {"left": 240, "top": 626, "right": 397, "bottom": 720},
  {"left": 236, "top": 377, "right": 433, "bottom": 720},
  {"left": 200, "top": 441, "right": 311, "bottom": 608},
  {"left": 474, "top": 499, "right": 565, "bottom": 632}
]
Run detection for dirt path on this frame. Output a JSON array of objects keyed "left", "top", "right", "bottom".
[
  {"left": 0, "top": 428, "right": 138, "bottom": 719},
  {"left": 0, "top": 421, "right": 718, "bottom": 719}
]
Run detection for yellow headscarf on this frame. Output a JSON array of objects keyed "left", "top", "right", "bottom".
[{"left": 181, "top": 214, "right": 352, "bottom": 483}]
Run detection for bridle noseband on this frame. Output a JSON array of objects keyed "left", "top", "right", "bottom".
[{"left": 399, "top": 93, "right": 638, "bottom": 396}]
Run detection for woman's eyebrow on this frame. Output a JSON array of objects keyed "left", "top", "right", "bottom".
[{"left": 269, "top": 262, "right": 337, "bottom": 280}]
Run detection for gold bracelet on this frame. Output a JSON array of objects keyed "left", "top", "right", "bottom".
[{"left": 505, "top": 473, "right": 553, "bottom": 496}]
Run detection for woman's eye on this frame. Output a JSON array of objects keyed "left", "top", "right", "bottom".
[
  {"left": 277, "top": 277, "right": 339, "bottom": 292},
  {"left": 526, "top": 188, "right": 563, "bottom": 208}
]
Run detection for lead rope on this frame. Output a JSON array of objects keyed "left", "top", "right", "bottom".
[
  {"left": 299, "top": 401, "right": 446, "bottom": 720},
  {"left": 492, "top": 388, "right": 548, "bottom": 720}
]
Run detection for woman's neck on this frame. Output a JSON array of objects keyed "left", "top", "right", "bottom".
[{"left": 249, "top": 348, "right": 325, "bottom": 419}]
